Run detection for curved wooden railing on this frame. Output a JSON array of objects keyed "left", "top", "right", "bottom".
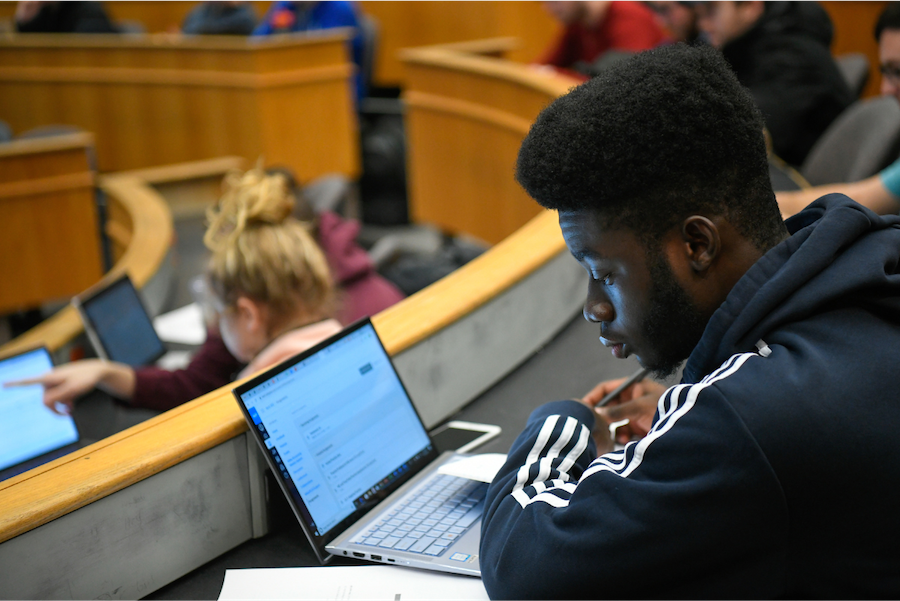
[
  {"left": 0, "top": 207, "right": 565, "bottom": 544},
  {"left": 0, "top": 175, "right": 173, "bottom": 357}
]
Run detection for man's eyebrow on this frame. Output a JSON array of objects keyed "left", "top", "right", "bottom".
[{"left": 569, "top": 248, "right": 606, "bottom": 262}]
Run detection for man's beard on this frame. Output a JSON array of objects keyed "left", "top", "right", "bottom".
[{"left": 641, "top": 255, "right": 709, "bottom": 379}]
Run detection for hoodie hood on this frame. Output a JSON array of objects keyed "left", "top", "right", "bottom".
[
  {"left": 316, "top": 210, "right": 374, "bottom": 285},
  {"left": 755, "top": 1, "right": 833, "bottom": 47},
  {"left": 721, "top": 1, "right": 834, "bottom": 74},
  {"left": 314, "top": 210, "right": 405, "bottom": 324},
  {"left": 683, "top": 194, "right": 900, "bottom": 383}
]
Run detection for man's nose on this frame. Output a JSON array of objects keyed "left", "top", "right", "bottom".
[{"left": 583, "top": 285, "right": 614, "bottom": 324}]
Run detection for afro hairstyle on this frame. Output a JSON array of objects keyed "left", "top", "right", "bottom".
[{"left": 515, "top": 43, "right": 786, "bottom": 252}]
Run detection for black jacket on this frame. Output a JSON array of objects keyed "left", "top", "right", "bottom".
[
  {"left": 481, "top": 195, "right": 900, "bottom": 598},
  {"left": 16, "top": 1, "right": 118, "bottom": 34},
  {"left": 721, "top": 2, "right": 854, "bottom": 166}
]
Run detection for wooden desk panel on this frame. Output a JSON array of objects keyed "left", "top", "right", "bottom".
[
  {"left": 1, "top": 1, "right": 558, "bottom": 87},
  {"left": 401, "top": 44, "right": 578, "bottom": 244},
  {"left": 0, "top": 173, "right": 173, "bottom": 357},
  {"left": 360, "top": 1, "right": 559, "bottom": 87},
  {"left": 0, "top": 33, "right": 359, "bottom": 181},
  {"left": 0, "top": 133, "right": 102, "bottom": 313}
]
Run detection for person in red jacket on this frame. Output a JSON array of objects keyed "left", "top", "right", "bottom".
[{"left": 538, "top": 1, "right": 666, "bottom": 75}]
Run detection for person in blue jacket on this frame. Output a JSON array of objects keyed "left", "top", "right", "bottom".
[
  {"left": 253, "top": 1, "right": 365, "bottom": 103},
  {"left": 480, "top": 43, "right": 900, "bottom": 598}
]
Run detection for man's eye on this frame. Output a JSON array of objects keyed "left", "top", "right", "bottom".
[{"left": 592, "top": 272, "right": 612, "bottom": 285}]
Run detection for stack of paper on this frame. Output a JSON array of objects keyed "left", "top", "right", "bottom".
[{"left": 218, "top": 565, "right": 489, "bottom": 600}]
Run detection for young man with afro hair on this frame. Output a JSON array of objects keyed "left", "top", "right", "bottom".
[{"left": 479, "top": 44, "right": 900, "bottom": 598}]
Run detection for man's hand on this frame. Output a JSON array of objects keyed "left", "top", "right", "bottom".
[{"left": 581, "top": 377, "right": 667, "bottom": 452}]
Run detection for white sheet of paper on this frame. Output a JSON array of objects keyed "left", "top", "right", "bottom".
[
  {"left": 153, "top": 302, "right": 206, "bottom": 345},
  {"left": 218, "top": 565, "right": 488, "bottom": 600},
  {"left": 436, "top": 453, "right": 507, "bottom": 483}
]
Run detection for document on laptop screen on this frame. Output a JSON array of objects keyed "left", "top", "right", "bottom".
[
  {"left": 239, "top": 324, "right": 431, "bottom": 537},
  {"left": 0, "top": 349, "right": 79, "bottom": 472}
]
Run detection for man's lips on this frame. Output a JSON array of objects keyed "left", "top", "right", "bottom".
[{"left": 600, "top": 337, "right": 628, "bottom": 359}]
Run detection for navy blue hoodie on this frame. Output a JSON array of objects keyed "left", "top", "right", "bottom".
[{"left": 480, "top": 195, "right": 900, "bottom": 598}]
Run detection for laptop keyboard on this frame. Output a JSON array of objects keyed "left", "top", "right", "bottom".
[{"left": 352, "top": 474, "right": 487, "bottom": 556}]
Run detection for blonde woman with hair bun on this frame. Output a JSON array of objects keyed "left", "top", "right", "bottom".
[
  {"left": 18, "top": 167, "right": 346, "bottom": 417},
  {"left": 203, "top": 167, "right": 343, "bottom": 379},
  {"left": 19, "top": 165, "right": 404, "bottom": 419}
]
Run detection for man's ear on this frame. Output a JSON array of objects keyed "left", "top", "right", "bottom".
[{"left": 680, "top": 216, "right": 721, "bottom": 273}]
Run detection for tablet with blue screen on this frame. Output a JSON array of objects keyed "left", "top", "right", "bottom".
[{"left": 0, "top": 347, "right": 81, "bottom": 481}]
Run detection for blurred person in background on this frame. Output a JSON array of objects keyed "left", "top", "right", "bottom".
[
  {"left": 15, "top": 1, "right": 118, "bottom": 33},
  {"left": 181, "top": 1, "right": 257, "bottom": 36},
  {"left": 696, "top": 1, "right": 853, "bottom": 166},
  {"left": 777, "top": 2, "right": 900, "bottom": 218},
  {"left": 253, "top": 1, "right": 365, "bottom": 102},
  {"left": 11, "top": 167, "right": 403, "bottom": 415},
  {"left": 538, "top": 1, "right": 666, "bottom": 77},
  {"left": 644, "top": 1, "right": 703, "bottom": 44}
]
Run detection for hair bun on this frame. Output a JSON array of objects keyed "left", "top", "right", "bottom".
[{"left": 205, "top": 166, "right": 297, "bottom": 252}]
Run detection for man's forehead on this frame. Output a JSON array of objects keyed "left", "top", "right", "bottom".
[
  {"left": 558, "top": 209, "right": 605, "bottom": 234},
  {"left": 881, "top": 28, "right": 900, "bottom": 61},
  {"left": 557, "top": 210, "right": 645, "bottom": 257},
  {"left": 557, "top": 209, "right": 625, "bottom": 232}
]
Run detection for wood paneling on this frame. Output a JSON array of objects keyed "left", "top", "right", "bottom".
[
  {"left": 0, "top": 32, "right": 359, "bottom": 181},
  {"left": 0, "top": 133, "right": 103, "bottom": 313},
  {"left": 360, "top": 1, "right": 559, "bottom": 86},
  {"left": 2, "top": 2, "right": 887, "bottom": 96},
  {"left": 0, "top": 2, "right": 265, "bottom": 35},
  {"left": 0, "top": 173, "right": 173, "bottom": 357},
  {"left": 401, "top": 43, "right": 578, "bottom": 244},
  {"left": 0, "top": 1, "right": 556, "bottom": 87}
]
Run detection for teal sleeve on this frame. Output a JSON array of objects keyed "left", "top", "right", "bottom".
[{"left": 879, "top": 157, "right": 900, "bottom": 198}]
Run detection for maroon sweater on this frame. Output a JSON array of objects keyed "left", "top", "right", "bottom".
[{"left": 131, "top": 212, "right": 405, "bottom": 410}]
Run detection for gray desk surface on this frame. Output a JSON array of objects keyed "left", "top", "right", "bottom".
[{"left": 147, "top": 313, "right": 645, "bottom": 600}]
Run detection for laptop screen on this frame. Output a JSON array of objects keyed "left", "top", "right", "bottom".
[
  {"left": 79, "top": 275, "right": 166, "bottom": 367},
  {"left": 0, "top": 347, "right": 79, "bottom": 473},
  {"left": 234, "top": 320, "right": 436, "bottom": 549}
]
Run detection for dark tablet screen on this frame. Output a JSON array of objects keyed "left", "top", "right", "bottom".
[{"left": 80, "top": 276, "right": 166, "bottom": 367}]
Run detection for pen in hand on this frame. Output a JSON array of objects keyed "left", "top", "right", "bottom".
[{"left": 595, "top": 367, "right": 650, "bottom": 408}]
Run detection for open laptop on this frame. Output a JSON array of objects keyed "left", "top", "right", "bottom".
[
  {"left": 72, "top": 274, "right": 166, "bottom": 367},
  {"left": 232, "top": 318, "right": 485, "bottom": 576},
  {"left": 0, "top": 347, "right": 81, "bottom": 481}
]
